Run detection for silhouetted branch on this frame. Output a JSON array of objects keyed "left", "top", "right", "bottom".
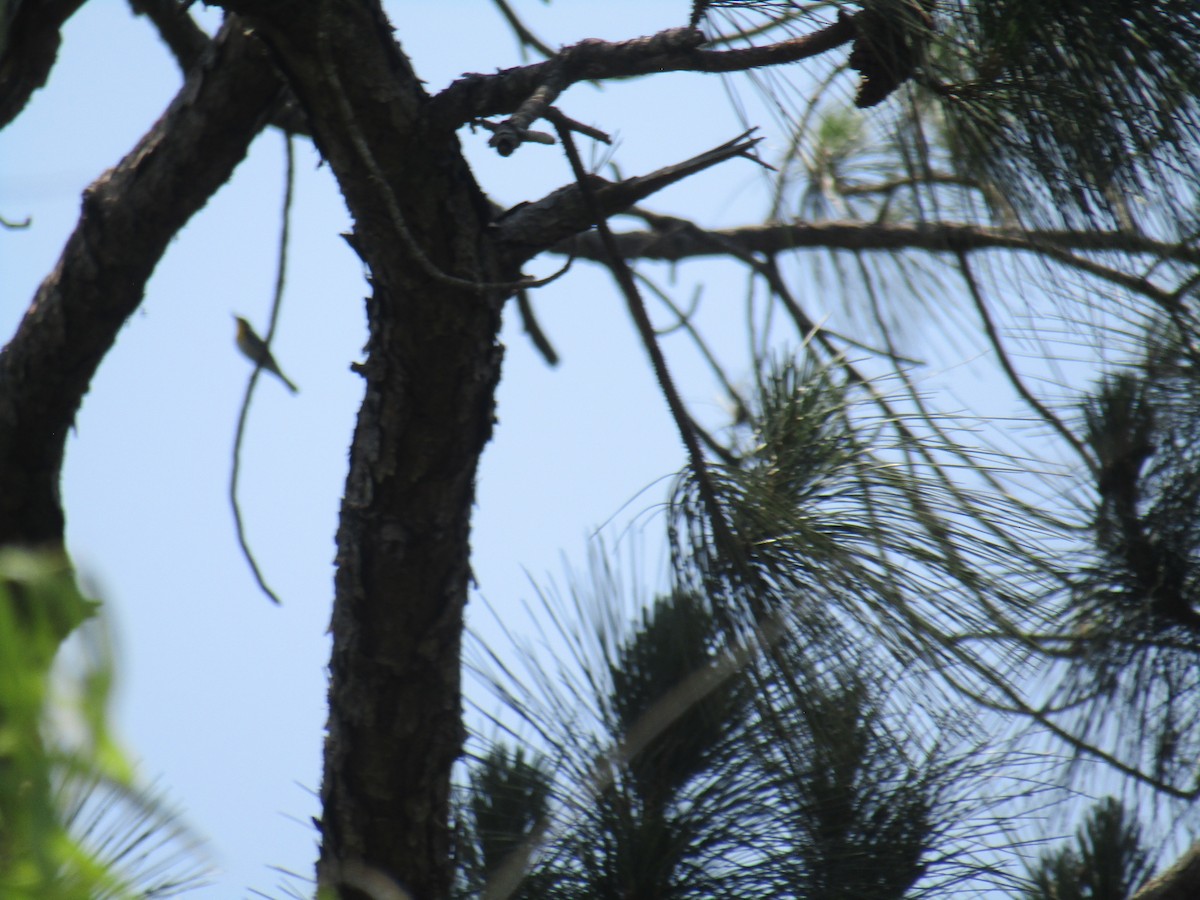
[
  {"left": 0, "top": 19, "right": 282, "bottom": 546},
  {"left": 128, "top": 0, "right": 210, "bottom": 72},
  {"left": 562, "top": 219, "right": 1200, "bottom": 266},
  {"left": 0, "top": 0, "right": 87, "bottom": 129},
  {"left": 492, "top": 130, "right": 765, "bottom": 262},
  {"left": 429, "top": 15, "right": 856, "bottom": 136}
]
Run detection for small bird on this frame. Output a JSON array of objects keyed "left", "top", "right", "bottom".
[{"left": 234, "top": 315, "right": 298, "bottom": 394}]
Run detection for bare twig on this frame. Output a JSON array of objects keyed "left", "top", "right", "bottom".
[
  {"left": 515, "top": 290, "right": 559, "bottom": 367},
  {"left": 128, "top": 0, "right": 210, "bottom": 72},
  {"left": 230, "top": 133, "right": 296, "bottom": 606},
  {"left": 550, "top": 109, "right": 742, "bottom": 566},
  {"left": 490, "top": 0, "right": 556, "bottom": 60},
  {"left": 482, "top": 87, "right": 614, "bottom": 156},
  {"left": 956, "top": 250, "right": 1093, "bottom": 466},
  {"left": 633, "top": 273, "right": 752, "bottom": 425}
]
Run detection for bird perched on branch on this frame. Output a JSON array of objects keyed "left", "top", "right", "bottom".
[{"left": 234, "top": 315, "right": 298, "bottom": 394}]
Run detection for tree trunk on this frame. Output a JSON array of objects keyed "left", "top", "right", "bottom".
[{"left": 220, "top": 3, "right": 508, "bottom": 895}]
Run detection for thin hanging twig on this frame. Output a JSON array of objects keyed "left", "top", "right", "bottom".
[{"left": 229, "top": 132, "right": 296, "bottom": 606}]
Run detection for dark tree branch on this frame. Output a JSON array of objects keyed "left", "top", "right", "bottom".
[
  {"left": 1133, "top": 839, "right": 1200, "bottom": 900},
  {"left": 427, "top": 15, "right": 856, "bottom": 135},
  {"left": 491, "top": 130, "right": 764, "bottom": 264},
  {"left": 130, "top": 0, "right": 315, "bottom": 137},
  {"left": 515, "top": 290, "right": 559, "bottom": 367},
  {"left": 210, "top": 2, "right": 509, "bottom": 896},
  {"left": 0, "top": 0, "right": 87, "bottom": 130},
  {"left": 550, "top": 111, "right": 742, "bottom": 582},
  {"left": 558, "top": 219, "right": 1200, "bottom": 267},
  {"left": 128, "top": 0, "right": 210, "bottom": 73},
  {"left": 0, "top": 19, "right": 282, "bottom": 547}
]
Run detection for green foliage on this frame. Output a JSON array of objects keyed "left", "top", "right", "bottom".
[
  {"left": 928, "top": 1, "right": 1200, "bottom": 228},
  {"left": 670, "top": 357, "right": 1031, "bottom": 674},
  {"left": 1020, "top": 797, "right": 1153, "bottom": 900},
  {"left": 0, "top": 549, "right": 205, "bottom": 899},
  {"left": 1084, "top": 359, "right": 1200, "bottom": 634},
  {"left": 461, "top": 355, "right": 1042, "bottom": 895},
  {"left": 456, "top": 746, "right": 551, "bottom": 897},
  {"left": 608, "top": 591, "right": 744, "bottom": 808},
  {"left": 1045, "top": 325, "right": 1200, "bottom": 789},
  {"left": 464, "top": 575, "right": 1010, "bottom": 898}
]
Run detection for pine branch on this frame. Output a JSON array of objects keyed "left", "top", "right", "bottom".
[
  {"left": 428, "top": 15, "right": 856, "bottom": 135},
  {"left": 561, "top": 219, "right": 1200, "bottom": 267}
]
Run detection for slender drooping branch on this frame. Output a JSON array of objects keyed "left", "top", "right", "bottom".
[
  {"left": 230, "top": 134, "right": 297, "bottom": 607},
  {"left": 551, "top": 112, "right": 748, "bottom": 597}
]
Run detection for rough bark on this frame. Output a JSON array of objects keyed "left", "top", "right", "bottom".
[
  {"left": 425, "top": 15, "right": 856, "bottom": 132},
  {"left": 0, "top": 19, "right": 281, "bottom": 546},
  {"left": 0, "top": 0, "right": 87, "bottom": 130},
  {"left": 214, "top": 2, "right": 507, "bottom": 895}
]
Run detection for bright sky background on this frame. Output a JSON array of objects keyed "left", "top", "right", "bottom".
[{"left": 0, "top": 2, "right": 1037, "bottom": 896}]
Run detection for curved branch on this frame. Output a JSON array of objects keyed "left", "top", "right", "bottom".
[
  {"left": 1133, "top": 840, "right": 1200, "bottom": 900},
  {"left": 230, "top": 133, "right": 296, "bottom": 607},
  {"left": 551, "top": 111, "right": 744, "bottom": 579},
  {"left": 0, "top": 0, "right": 87, "bottom": 130},
  {"left": 515, "top": 290, "right": 559, "bottom": 367},
  {"left": 128, "top": 0, "right": 210, "bottom": 73},
  {"left": 0, "top": 19, "right": 282, "bottom": 545}
]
